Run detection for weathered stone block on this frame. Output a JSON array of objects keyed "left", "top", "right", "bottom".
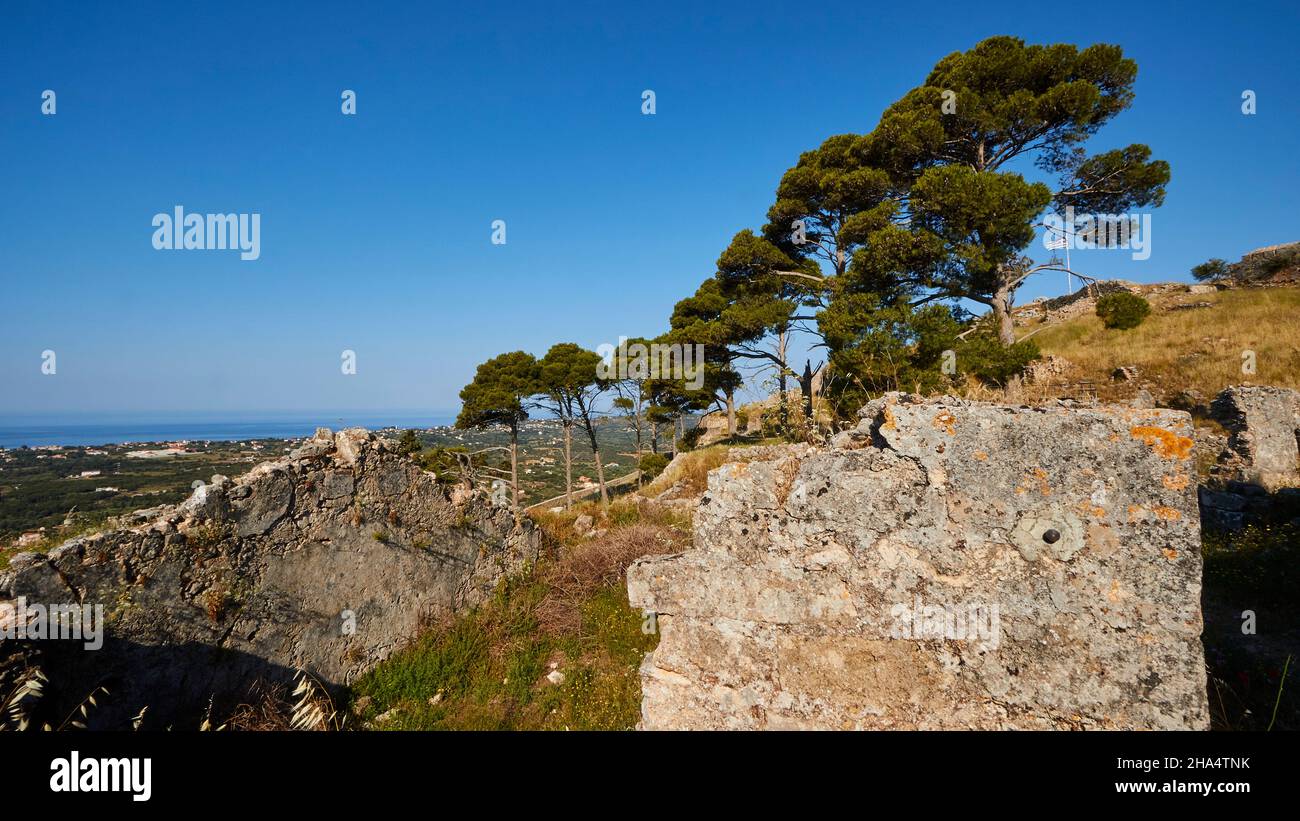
[
  {"left": 629, "top": 394, "right": 1209, "bottom": 729},
  {"left": 1211, "top": 386, "right": 1300, "bottom": 489}
]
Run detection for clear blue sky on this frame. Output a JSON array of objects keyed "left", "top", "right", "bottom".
[{"left": 2, "top": 0, "right": 1296, "bottom": 415}]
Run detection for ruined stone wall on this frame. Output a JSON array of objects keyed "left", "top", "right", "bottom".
[
  {"left": 1197, "top": 386, "right": 1300, "bottom": 531},
  {"left": 1207, "top": 386, "right": 1300, "bottom": 491},
  {"left": 0, "top": 428, "right": 538, "bottom": 728},
  {"left": 628, "top": 394, "right": 1209, "bottom": 729}
]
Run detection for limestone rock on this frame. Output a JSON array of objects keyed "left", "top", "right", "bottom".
[
  {"left": 1210, "top": 386, "right": 1300, "bottom": 489},
  {"left": 628, "top": 393, "right": 1209, "bottom": 730},
  {"left": 0, "top": 428, "right": 539, "bottom": 729}
]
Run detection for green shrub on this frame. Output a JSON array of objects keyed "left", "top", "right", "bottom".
[
  {"left": 1191, "top": 258, "right": 1230, "bottom": 282},
  {"left": 637, "top": 452, "right": 670, "bottom": 482},
  {"left": 395, "top": 429, "right": 423, "bottom": 457},
  {"left": 955, "top": 336, "right": 1041, "bottom": 386},
  {"left": 678, "top": 425, "right": 705, "bottom": 452},
  {"left": 1095, "top": 291, "right": 1151, "bottom": 330}
]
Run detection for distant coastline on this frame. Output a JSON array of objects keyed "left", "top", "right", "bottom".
[{"left": 0, "top": 412, "right": 456, "bottom": 449}]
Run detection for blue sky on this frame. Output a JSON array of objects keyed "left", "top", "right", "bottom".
[{"left": 2, "top": 0, "right": 1297, "bottom": 415}]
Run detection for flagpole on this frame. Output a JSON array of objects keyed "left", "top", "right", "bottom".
[{"left": 1065, "top": 223, "right": 1072, "bottom": 294}]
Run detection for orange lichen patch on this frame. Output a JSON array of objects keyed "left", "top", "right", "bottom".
[
  {"left": 1075, "top": 499, "right": 1106, "bottom": 518},
  {"left": 1127, "top": 504, "right": 1144, "bottom": 521},
  {"left": 931, "top": 411, "right": 957, "bottom": 435},
  {"left": 1153, "top": 506, "right": 1181, "bottom": 521},
  {"left": 1162, "top": 473, "right": 1190, "bottom": 491},
  {"left": 1107, "top": 579, "right": 1122, "bottom": 603},
  {"left": 773, "top": 456, "right": 803, "bottom": 505},
  {"left": 973, "top": 451, "right": 988, "bottom": 461},
  {"left": 1129, "top": 426, "right": 1193, "bottom": 460},
  {"left": 1162, "top": 548, "right": 1179, "bottom": 560},
  {"left": 1031, "top": 467, "right": 1051, "bottom": 496},
  {"left": 880, "top": 405, "right": 897, "bottom": 431}
]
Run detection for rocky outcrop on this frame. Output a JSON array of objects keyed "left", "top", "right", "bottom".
[
  {"left": 1209, "top": 386, "right": 1300, "bottom": 489},
  {"left": 1198, "top": 386, "right": 1300, "bottom": 530},
  {"left": 0, "top": 427, "right": 538, "bottom": 728},
  {"left": 628, "top": 394, "right": 1209, "bottom": 729},
  {"left": 1228, "top": 241, "right": 1300, "bottom": 284}
]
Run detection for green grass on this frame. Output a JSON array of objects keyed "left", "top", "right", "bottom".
[
  {"left": 349, "top": 567, "right": 657, "bottom": 731},
  {"left": 1204, "top": 522, "right": 1300, "bottom": 612},
  {"left": 1202, "top": 521, "right": 1300, "bottom": 730}
]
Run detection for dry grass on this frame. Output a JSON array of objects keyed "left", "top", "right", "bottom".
[
  {"left": 534, "top": 523, "right": 686, "bottom": 635},
  {"left": 1023, "top": 286, "right": 1300, "bottom": 404},
  {"left": 530, "top": 495, "right": 691, "bottom": 547},
  {"left": 222, "top": 679, "right": 295, "bottom": 730},
  {"left": 639, "top": 445, "right": 732, "bottom": 499}
]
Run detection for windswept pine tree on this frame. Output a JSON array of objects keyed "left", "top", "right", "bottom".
[
  {"left": 537, "top": 343, "right": 611, "bottom": 508},
  {"left": 456, "top": 351, "right": 539, "bottom": 511},
  {"left": 857, "top": 36, "right": 1170, "bottom": 343}
]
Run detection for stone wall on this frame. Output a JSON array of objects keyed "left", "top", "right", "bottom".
[
  {"left": 0, "top": 428, "right": 538, "bottom": 728},
  {"left": 628, "top": 394, "right": 1209, "bottom": 729}
]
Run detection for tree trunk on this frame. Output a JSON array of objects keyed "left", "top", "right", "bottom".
[
  {"left": 582, "top": 416, "right": 608, "bottom": 508},
  {"left": 800, "top": 360, "right": 815, "bottom": 423},
  {"left": 777, "top": 330, "right": 789, "bottom": 430},
  {"left": 726, "top": 390, "right": 736, "bottom": 437},
  {"left": 992, "top": 283, "right": 1016, "bottom": 346},
  {"left": 562, "top": 419, "right": 573, "bottom": 510},
  {"left": 650, "top": 420, "right": 659, "bottom": 454},
  {"left": 632, "top": 396, "right": 643, "bottom": 455}
]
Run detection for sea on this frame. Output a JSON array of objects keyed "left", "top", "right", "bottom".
[{"left": 0, "top": 411, "right": 457, "bottom": 449}]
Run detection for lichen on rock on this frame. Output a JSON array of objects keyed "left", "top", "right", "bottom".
[{"left": 628, "top": 393, "right": 1209, "bottom": 730}]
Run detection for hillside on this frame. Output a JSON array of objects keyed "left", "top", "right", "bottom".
[{"left": 1018, "top": 283, "right": 1300, "bottom": 405}]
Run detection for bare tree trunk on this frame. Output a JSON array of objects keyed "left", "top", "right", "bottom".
[
  {"left": 800, "top": 360, "right": 815, "bottom": 423},
  {"left": 650, "top": 420, "right": 659, "bottom": 454},
  {"left": 562, "top": 419, "right": 573, "bottom": 510},
  {"left": 993, "top": 283, "right": 1016, "bottom": 346},
  {"left": 582, "top": 416, "right": 608, "bottom": 508},
  {"left": 632, "top": 395, "right": 643, "bottom": 455},
  {"left": 726, "top": 389, "right": 736, "bottom": 437},
  {"left": 777, "top": 329, "right": 789, "bottom": 430}
]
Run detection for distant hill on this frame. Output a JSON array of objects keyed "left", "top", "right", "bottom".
[{"left": 1017, "top": 281, "right": 1300, "bottom": 407}]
